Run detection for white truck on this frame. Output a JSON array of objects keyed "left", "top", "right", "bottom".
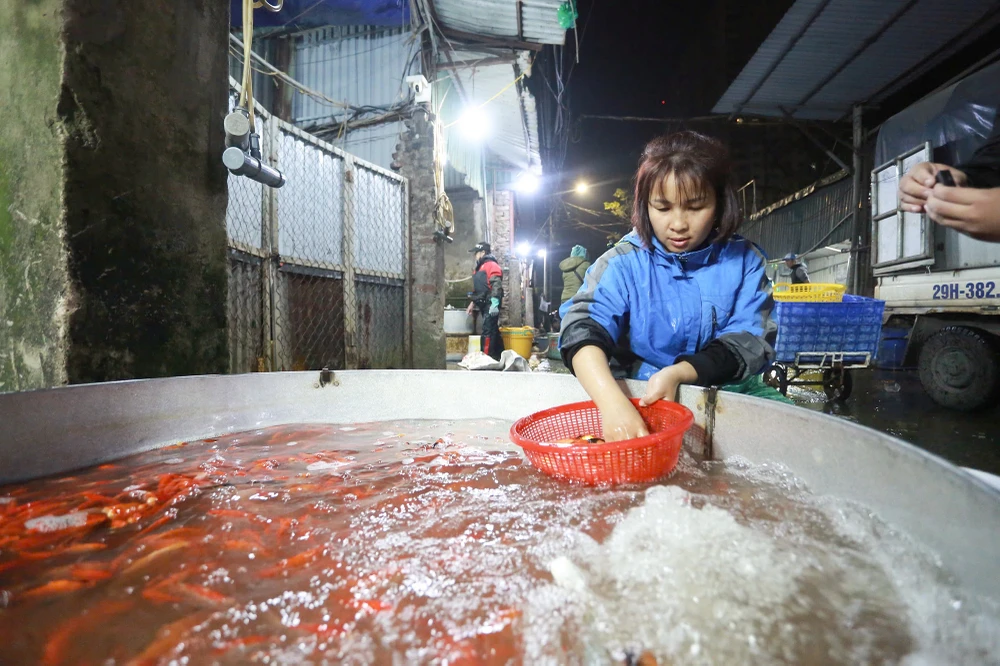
[{"left": 871, "top": 64, "right": 1000, "bottom": 411}]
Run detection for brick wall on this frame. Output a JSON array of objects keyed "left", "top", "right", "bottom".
[{"left": 491, "top": 190, "right": 522, "bottom": 326}]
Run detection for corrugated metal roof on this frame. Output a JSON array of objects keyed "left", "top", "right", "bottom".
[
  {"left": 291, "top": 26, "right": 420, "bottom": 125},
  {"left": 443, "top": 141, "right": 487, "bottom": 196},
  {"left": 235, "top": 25, "right": 542, "bottom": 189},
  {"left": 439, "top": 50, "right": 541, "bottom": 172},
  {"left": 436, "top": 51, "right": 541, "bottom": 197},
  {"left": 713, "top": 0, "right": 1000, "bottom": 120},
  {"left": 433, "top": 0, "right": 568, "bottom": 45}
]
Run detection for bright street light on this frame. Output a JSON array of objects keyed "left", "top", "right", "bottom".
[
  {"left": 574, "top": 181, "right": 589, "bottom": 194},
  {"left": 513, "top": 172, "right": 539, "bottom": 194},
  {"left": 457, "top": 106, "right": 490, "bottom": 141},
  {"left": 516, "top": 242, "right": 531, "bottom": 258},
  {"left": 536, "top": 248, "right": 547, "bottom": 258}
]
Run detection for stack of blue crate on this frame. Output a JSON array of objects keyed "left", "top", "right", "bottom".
[{"left": 773, "top": 295, "right": 886, "bottom": 365}]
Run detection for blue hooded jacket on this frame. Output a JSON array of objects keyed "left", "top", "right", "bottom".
[{"left": 559, "top": 231, "right": 776, "bottom": 382}]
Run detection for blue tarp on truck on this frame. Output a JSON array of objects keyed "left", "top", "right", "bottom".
[{"left": 231, "top": 0, "right": 409, "bottom": 29}]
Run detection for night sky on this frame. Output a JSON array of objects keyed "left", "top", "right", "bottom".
[{"left": 521, "top": 0, "right": 795, "bottom": 266}]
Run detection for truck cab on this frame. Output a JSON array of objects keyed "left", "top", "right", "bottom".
[{"left": 871, "top": 61, "right": 1000, "bottom": 411}]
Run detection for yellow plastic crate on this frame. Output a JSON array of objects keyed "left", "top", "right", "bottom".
[{"left": 772, "top": 283, "right": 846, "bottom": 302}]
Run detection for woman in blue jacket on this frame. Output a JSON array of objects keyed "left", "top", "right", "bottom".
[{"left": 559, "top": 131, "right": 777, "bottom": 441}]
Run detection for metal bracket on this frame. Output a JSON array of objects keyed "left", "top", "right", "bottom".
[
  {"left": 792, "top": 351, "right": 871, "bottom": 368},
  {"left": 318, "top": 367, "right": 339, "bottom": 388},
  {"left": 703, "top": 386, "right": 718, "bottom": 461}
]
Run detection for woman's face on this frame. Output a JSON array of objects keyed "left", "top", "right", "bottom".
[{"left": 647, "top": 172, "right": 717, "bottom": 253}]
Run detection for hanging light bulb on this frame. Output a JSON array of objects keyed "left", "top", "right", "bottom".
[
  {"left": 458, "top": 106, "right": 491, "bottom": 141},
  {"left": 514, "top": 172, "right": 540, "bottom": 194}
]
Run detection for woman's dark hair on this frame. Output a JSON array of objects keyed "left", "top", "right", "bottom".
[{"left": 631, "top": 130, "right": 741, "bottom": 249}]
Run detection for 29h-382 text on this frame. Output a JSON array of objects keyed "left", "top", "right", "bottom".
[{"left": 931, "top": 281, "right": 999, "bottom": 300}]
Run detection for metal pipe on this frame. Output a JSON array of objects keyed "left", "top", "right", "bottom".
[
  {"left": 542, "top": 251, "right": 549, "bottom": 307},
  {"left": 223, "top": 146, "right": 286, "bottom": 189},
  {"left": 848, "top": 104, "right": 864, "bottom": 294},
  {"left": 224, "top": 109, "right": 251, "bottom": 152},
  {"left": 779, "top": 107, "right": 851, "bottom": 173}
]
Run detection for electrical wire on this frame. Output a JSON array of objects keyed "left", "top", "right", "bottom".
[
  {"left": 238, "top": 0, "right": 284, "bottom": 131},
  {"left": 230, "top": 36, "right": 355, "bottom": 111},
  {"left": 441, "top": 55, "right": 535, "bottom": 130},
  {"left": 230, "top": 23, "right": 419, "bottom": 141}
]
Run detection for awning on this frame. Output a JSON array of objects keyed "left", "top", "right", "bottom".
[
  {"left": 430, "top": 0, "right": 568, "bottom": 46},
  {"left": 231, "top": 0, "right": 410, "bottom": 29},
  {"left": 438, "top": 50, "right": 541, "bottom": 195},
  {"left": 713, "top": 0, "right": 1000, "bottom": 121}
]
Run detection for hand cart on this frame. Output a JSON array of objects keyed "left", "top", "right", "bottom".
[{"left": 763, "top": 293, "right": 886, "bottom": 401}]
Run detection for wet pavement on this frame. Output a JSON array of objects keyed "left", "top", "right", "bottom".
[{"left": 789, "top": 368, "right": 1000, "bottom": 476}]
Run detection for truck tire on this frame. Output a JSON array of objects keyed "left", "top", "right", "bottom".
[{"left": 918, "top": 326, "right": 999, "bottom": 412}]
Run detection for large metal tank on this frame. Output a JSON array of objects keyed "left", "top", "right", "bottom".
[{"left": 2, "top": 370, "right": 999, "bottom": 604}]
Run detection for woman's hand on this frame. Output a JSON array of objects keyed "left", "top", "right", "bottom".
[
  {"left": 597, "top": 394, "right": 649, "bottom": 442},
  {"left": 570, "top": 345, "right": 649, "bottom": 442},
  {"left": 639, "top": 362, "right": 698, "bottom": 406},
  {"left": 899, "top": 162, "right": 968, "bottom": 213}
]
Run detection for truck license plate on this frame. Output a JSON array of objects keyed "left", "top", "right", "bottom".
[{"left": 931, "top": 281, "right": 998, "bottom": 300}]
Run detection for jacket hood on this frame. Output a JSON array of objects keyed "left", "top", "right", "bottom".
[{"left": 559, "top": 256, "right": 587, "bottom": 271}]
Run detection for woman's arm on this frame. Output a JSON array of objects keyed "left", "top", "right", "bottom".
[
  {"left": 572, "top": 345, "right": 649, "bottom": 441},
  {"left": 711, "top": 243, "right": 776, "bottom": 379}
]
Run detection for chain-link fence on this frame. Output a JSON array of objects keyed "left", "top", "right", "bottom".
[{"left": 225, "top": 84, "right": 409, "bottom": 372}]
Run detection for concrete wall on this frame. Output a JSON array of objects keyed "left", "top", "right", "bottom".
[
  {"left": 61, "top": 0, "right": 230, "bottom": 383},
  {"left": 0, "top": 0, "right": 70, "bottom": 392},
  {"left": 397, "top": 109, "right": 445, "bottom": 368},
  {"left": 0, "top": 0, "right": 231, "bottom": 390},
  {"left": 802, "top": 253, "right": 850, "bottom": 286},
  {"left": 444, "top": 189, "right": 485, "bottom": 304}
]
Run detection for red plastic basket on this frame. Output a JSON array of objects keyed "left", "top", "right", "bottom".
[{"left": 509, "top": 399, "right": 694, "bottom": 485}]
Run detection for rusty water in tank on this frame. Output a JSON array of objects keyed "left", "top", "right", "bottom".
[{"left": 0, "top": 418, "right": 997, "bottom": 664}]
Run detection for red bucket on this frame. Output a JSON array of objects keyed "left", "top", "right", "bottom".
[{"left": 509, "top": 399, "right": 694, "bottom": 485}]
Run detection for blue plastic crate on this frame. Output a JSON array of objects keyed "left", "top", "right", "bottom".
[{"left": 773, "top": 295, "right": 885, "bottom": 364}]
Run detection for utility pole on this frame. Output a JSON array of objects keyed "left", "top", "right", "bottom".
[
  {"left": 547, "top": 212, "right": 555, "bottom": 307},
  {"left": 849, "top": 104, "right": 864, "bottom": 294}
]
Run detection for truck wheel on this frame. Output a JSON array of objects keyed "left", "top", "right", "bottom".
[
  {"left": 823, "top": 368, "right": 853, "bottom": 401},
  {"left": 918, "top": 326, "right": 999, "bottom": 411}
]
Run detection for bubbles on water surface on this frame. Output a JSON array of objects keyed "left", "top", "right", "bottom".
[{"left": 3, "top": 418, "right": 998, "bottom": 665}]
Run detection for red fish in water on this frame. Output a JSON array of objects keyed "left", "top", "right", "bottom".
[{"left": 554, "top": 435, "right": 605, "bottom": 445}]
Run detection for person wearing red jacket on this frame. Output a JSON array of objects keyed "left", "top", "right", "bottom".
[{"left": 466, "top": 242, "right": 505, "bottom": 360}]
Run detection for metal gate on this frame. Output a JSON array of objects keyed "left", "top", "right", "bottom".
[{"left": 225, "top": 88, "right": 410, "bottom": 372}]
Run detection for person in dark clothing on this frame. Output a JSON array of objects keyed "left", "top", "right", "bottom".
[
  {"left": 466, "top": 242, "right": 505, "bottom": 360},
  {"left": 783, "top": 253, "right": 810, "bottom": 284},
  {"left": 559, "top": 245, "right": 591, "bottom": 304},
  {"left": 900, "top": 131, "right": 1000, "bottom": 242}
]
